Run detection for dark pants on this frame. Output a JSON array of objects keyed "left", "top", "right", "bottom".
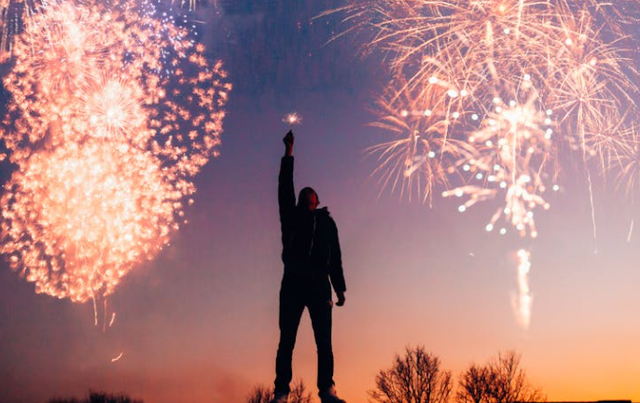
[{"left": 274, "top": 276, "right": 334, "bottom": 394}]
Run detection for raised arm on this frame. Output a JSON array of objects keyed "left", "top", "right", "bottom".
[{"left": 279, "top": 131, "right": 296, "bottom": 226}]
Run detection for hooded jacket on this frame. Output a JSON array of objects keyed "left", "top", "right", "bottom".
[{"left": 278, "top": 156, "right": 346, "bottom": 293}]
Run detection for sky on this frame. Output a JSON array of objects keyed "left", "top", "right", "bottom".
[{"left": 1, "top": 0, "right": 640, "bottom": 402}]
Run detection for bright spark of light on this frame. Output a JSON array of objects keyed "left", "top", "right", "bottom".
[
  {"left": 111, "top": 351, "right": 124, "bottom": 362},
  {"left": 283, "top": 112, "right": 303, "bottom": 126},
  {"left": 0, "top": 0, "right": 231, "bottom": 304}
]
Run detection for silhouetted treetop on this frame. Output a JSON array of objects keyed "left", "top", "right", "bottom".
[
  {"left": 49, "top": 390, "right": 143, "bottom": 403},
  {"left": 457, "top": 351, "right": 545, "bottom": 403},
  {"left": 369, "top": 345, "right": 453, "bottom": 403}
]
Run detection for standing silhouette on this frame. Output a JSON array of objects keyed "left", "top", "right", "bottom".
[{"left": 271, "top": 131, "right": 347, "bottom": 403}]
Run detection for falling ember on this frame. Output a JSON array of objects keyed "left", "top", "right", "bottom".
[
  {"left": 283, "top": 112, "right": 303, "bottom": 126},
  {"left": 512, "top": 249, "right": 533, "bottom": 329},
  {"left": 111, "top": 352, "right": 124, "bottom": 363},
  {"left": 0, "top": 0, "right": 231, "bottom": 304}
]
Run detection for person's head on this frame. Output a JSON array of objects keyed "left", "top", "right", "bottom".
[{"left": 298, "top": 187, "right": 319, "bottom": 211}]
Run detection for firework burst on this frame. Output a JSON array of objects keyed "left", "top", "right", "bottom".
[
  {"left": 0, "top": 0, "right": 231, "bottom": 303},
  {"left": 368, "top": 79, "right": 476, "bottom": 204},
  {"left": 337, "top": 0, "right": 640, "bottom": 328},
  {"left": 1, "top": 141, "right": 179, "bottom": 303},
  {"left": 340, "top": 0, "right": 639, "bottom": 234}
]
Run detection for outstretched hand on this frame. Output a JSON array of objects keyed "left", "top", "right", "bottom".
[
  {"left": 283, "top": 130, "right": 294, "bottom": 156},
  {"left": 336, "top": 292, "right": 346, "bottom": 307}
]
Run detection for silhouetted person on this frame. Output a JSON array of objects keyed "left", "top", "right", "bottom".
[{"left": 271, "top": 131, "right": 347, "bottom": 403}]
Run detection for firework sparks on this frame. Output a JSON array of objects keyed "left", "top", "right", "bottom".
[
  {"left": 368, "top": 81, "right": 475, "bottom": 204},
  {"left": 0, "top": 0, "right": 209, "bottom": 61},
  {"left": 341, "top": 0, "right": 638, "bottom": 227},
  {"left": 443, "top": 93, "right": 553, "bottom": 237},
  {"left": 337, "top": 0, "right": 640, "bottom": 328},
  {"left": 0, "top": 0, "right": 231, "bottom": 304},
  {"left": 2, "top": 140, "right": 179, "bottom": 303}
]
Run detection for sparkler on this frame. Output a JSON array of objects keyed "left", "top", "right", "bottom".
[
  {"left": 0, "top": 0, "right": 231, "bottom": 305},
  {"left": 283, "top": 112, "right": 303, "bottom": 126},
  {"left": 338, "top": 0, "right": 640, "bottom": 328}
]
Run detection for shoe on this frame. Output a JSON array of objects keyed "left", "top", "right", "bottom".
[
  {"left": 319, "top": 386, "right": 346, "bottom": 403},
  {"left": 269, "top": 392, "right": 288, "bottom": 403}
]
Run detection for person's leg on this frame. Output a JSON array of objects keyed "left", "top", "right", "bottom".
[
  {"left": 308, "top": 297, "right": 334, "bottom": 392},
  {"left": 274, "top": 285, "right": 305, "bottom": 395}
]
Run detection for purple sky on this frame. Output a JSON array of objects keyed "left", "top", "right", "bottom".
[{"left": 1, "top": 1, "right": 640, "bottom": 402}]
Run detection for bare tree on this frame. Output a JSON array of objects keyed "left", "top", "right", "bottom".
[
  {"left": 456, "top": 364, "right": 491, "bottom": 403},
  {"left": 456, "top": 351, "right": 545, "bottom": 403},
  {"left": 369, "top": 346, "right": 452, "bottom": 403},
  {"left": 486, "top": 351, "right": 544, "bottom": 403},
  {"left": 288, "top": 379, "right": 313, "bottom": 403},
  {"left": 246, "top": 379, "right": 313, "bottom": 403},
  {"left": 49, "top": 391, "right": 143, "bottom": 403},
  {"left": 247, "top": 384, "right": 273, "bottom": 403}
]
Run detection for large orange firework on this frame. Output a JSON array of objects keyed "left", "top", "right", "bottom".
[
  {"left": 0, "top": 0, "right": 231, "bottom": 303},
  {"left": 1, "top": 141, "right": 179, "bottom": 303},
  {"left": 338, "top": 0, "right": 640, "bottom": 328}
]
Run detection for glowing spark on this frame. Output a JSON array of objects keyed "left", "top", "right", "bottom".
[
  {"left": 283, "top": 112, "right": 303, "bottom": 126},
  {"left": 111, "top": 352, "right": 124, "bottom": 363},
  {"left": 628, "top": 220, "right": 634, "bottom": 243},
  {"left": 512, "top": 249, "right": 533, "bottom": 329}
]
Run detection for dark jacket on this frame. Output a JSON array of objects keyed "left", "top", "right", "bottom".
[{"left": 278, "top": 156, "right": 346, "bottom": 293}]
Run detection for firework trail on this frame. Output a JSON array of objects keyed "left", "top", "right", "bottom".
[
  {"left": 512, "top": 249, "right": 533, "bottom": 329},
  {"left": 336, "top": 0, "right": 640, "bottom": 327},
  {"left": 0, "top": 0, "right": 231, "bottom": 305},
  {"left": 111, "top": 351, "right": 125, "bottom": 362}
]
